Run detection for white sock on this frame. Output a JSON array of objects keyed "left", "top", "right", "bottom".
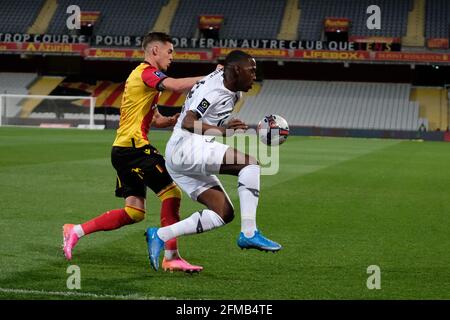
[
  {"left": 157, "top": 209, "right": 225, "bottom": 242},
  {"left": 164, "top": 249, "right": 179, "bottom": 260},
  {"left": 238, "top": 164, "right": 260, "bottom": 237},
  {"left": 74, "top": 224, "right": 85, "bottom": 238}
]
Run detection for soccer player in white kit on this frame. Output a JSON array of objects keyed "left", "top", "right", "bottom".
[{"left": 145, "top": 50, "right": 282, "bottom": 271}]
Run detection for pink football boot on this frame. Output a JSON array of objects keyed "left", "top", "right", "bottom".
[
  {"left": 62, "top": 224, "right": 80, "bottom": 260},
  {"left": 162, "top": 257, "right": 203, "bottom": 273}
]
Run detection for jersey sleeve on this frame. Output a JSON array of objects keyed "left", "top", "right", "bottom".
[{"left": 141, "top": 66, "right": 167, "bottom": 91}]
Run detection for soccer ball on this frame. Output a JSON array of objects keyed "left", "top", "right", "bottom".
[{"left": 257, "top": 114, "right": 289, "bottom": 146}]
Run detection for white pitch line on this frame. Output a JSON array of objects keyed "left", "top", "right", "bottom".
[{"left": 0, "top": 288, "right": 177, "bottom": 300}]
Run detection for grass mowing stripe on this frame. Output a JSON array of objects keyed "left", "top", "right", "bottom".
[
  {"left": 0, "top": 288, "right": 176, "bottom": 300},
  {"left": 1, "top": 127, "right": 449, "bottom": 299}
]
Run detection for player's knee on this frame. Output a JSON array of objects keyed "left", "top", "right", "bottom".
[
  {"left": 158, "top": 183, "right": 182, "bottom": 201},
  {"left": 220, "top": 205, "right": 234, "bottom": 224},
  {"left": 239, "top": 161, "right": 260, "bottom": 174},
  {"left": 240, "top": 155, "right": 258, "bottom": 167},
  {"left": 125, "top": 206, "right": 146, "bottom": 222}
]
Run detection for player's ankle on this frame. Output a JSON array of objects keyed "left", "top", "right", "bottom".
[
  {"left": 73, "top": 225, "right": 85, "bottom": 238},
  {"left": 164, "top": 249, "right": 179, "bottom": 260}
]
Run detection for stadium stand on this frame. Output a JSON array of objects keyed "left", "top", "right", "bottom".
[
  {"left": 46, "top": 0, "right": 168, "bottom": 36},
  {"left": 0, "top": 72, "right": 38, "bottom": 117},
  {"left": 425, "top": 0, "right": 450, "bottom": 39},
  {"left": 27, "top": 0, "right": 58, "bottom": 34},
  {"left": 238, "top": 80, "right": 421, "bottom": 131},
  {"left": 151, "top": 0, "right": 180, "bottom": 34},
  {"left": 19, "top": 76, "right": 65, "bottom": 118},
  {"left": 0, "top": 72, "right": 37, "bottom": 95},
  {"left": 170, "top": 0, "right": 286, "bottom": 39},
  {"left": 402, "top": 0, "right": 426, "bottom": 47},
  {"left": 298, "top": 0, "right": 412, "bottom": 40},
  {"left": 277, "top": 0, "right": 300, "bottom": 40},
  {"left": 0, "top": 0, "right": 45, "bottom": 33},
  {"left": 56, "top": 79, "right": 187, "bottom": 109},
  {"left": 410, "top": 87, "right": 449, "bottom": 130}
]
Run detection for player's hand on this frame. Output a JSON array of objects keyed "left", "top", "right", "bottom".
[
  {"left": 216, "top": 64, "right": 224, "bottom": 70},
  {"left": 225, "top": 118, "right": 248, "bottom": 132},
  {"left": 169, "top": 113, "right": 180, "bottom": 126}
]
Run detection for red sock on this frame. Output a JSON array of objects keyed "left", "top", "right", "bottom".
[
  {"left": 81, "top": 208, "right": 134, "bottom": 235},
  {"left": 160, "top": 197, "right": 181, "bottom": 250}
]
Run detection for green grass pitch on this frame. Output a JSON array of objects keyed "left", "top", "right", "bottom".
[{"left": 0, "top": 126, "right": 449, "bottom": 300}]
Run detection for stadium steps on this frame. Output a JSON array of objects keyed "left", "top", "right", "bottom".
[
  {"left": 19, "top": 76, "right": 65, "bottom": 118},
  {"left": 402, "top": 0, "right": 426, "bottom": 47},
  {"left": 277, "top": 0, "right": 300, "bottom": 40},
  {"left": 27, "top": 0, "right": 58, "bottom": 34},
  {"left": 410, "top": 87, "right": 448, "bottom": 130},
  {"left": 152, "top": 0, "right": 180, "bottom": 33}
]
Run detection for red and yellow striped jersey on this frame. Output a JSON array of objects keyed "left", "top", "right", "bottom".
[{"left": 112, "top": 62, "right": 167, "bottom": 148}]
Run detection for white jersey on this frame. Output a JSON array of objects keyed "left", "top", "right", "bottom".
[
  {"left": 174, "top": 69, "right": 241, "bottom": 132},
  {"left": 166, "top": 70, "right": 240, "bottom": 199}
]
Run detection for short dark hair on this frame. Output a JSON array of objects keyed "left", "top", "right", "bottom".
[
  {"left": 224, "top": 50, "right": 253, "bottom": 67},
  {"left": 142, "top": 32, "right": 173, "bottom": 50}
]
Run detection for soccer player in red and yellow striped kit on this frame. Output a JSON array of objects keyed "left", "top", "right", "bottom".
[{"left": 63, "top": 32, "right": 208, "bottom": 272}]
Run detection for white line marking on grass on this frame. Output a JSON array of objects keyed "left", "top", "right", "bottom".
[{"left": 0, "top": 288, "right": 177, "bottom": 300}]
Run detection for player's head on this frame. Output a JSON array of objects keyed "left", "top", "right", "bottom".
[
  {"left": 223, "top": 50, "right": 256, "bottom": 92},
  {"left": 142, "top": 32, "right": 174, "bottom": 71}
]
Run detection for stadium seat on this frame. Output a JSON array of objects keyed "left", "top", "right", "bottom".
[
  {"left": 0, "top": 1, "right": 45, "bottom": 33},
  {"left": 46, "top": 0, "right": 168, "bottom": 37},
  {"left": 298, "top": 0, "right": 411, "bottom": 40},
  {"left": 425, "top": 0, "right": 450, "bottom": 39},
  {"left": 170, "top": 0, "right": 286, "bottom": 39},
  {"left": 238, "top": 80, "right": 421, "bottom": 131}
]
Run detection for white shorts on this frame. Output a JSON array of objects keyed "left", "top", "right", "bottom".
[{"left": 165, "top": 131, "right": 230, "bottom": 200}]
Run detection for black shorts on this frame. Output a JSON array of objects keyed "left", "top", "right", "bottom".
[{"left": 111, "top": 144, "right": 173, "bottom": 199}]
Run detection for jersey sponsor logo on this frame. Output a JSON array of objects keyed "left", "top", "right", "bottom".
[
  {"left": 197, "top": 98, "right": 211, "bottom": 114},
  {"left": 153, "top": 71, "right": 166, "bottom": 78}
]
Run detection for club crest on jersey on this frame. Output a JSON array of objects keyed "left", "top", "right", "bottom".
[
  {"left": 153, "top": 71, "right": 165, "bottom": 78},
  {"left": 197, "top": 98, "right": 211, "bottom": 114}
]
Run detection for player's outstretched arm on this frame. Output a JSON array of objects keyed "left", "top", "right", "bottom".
[
  {"left": 159, "top": 64, "right": 222, "bottom": 93},
  {"left": 160, "top": 76, "right": 204, "bottom": 93},
  {"left": 182, "top": 111, "right": 248, "bottom": 136},
  {"left": 151, "top": 109, "right": 179, "bottom": 128}
]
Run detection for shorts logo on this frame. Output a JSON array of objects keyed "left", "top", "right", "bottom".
[
  {"left": 132, "top": 167, "right": 144, "bottom": 180},
  {"left": 197, "top": 98, "right": 210, "bottom": 114}
]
